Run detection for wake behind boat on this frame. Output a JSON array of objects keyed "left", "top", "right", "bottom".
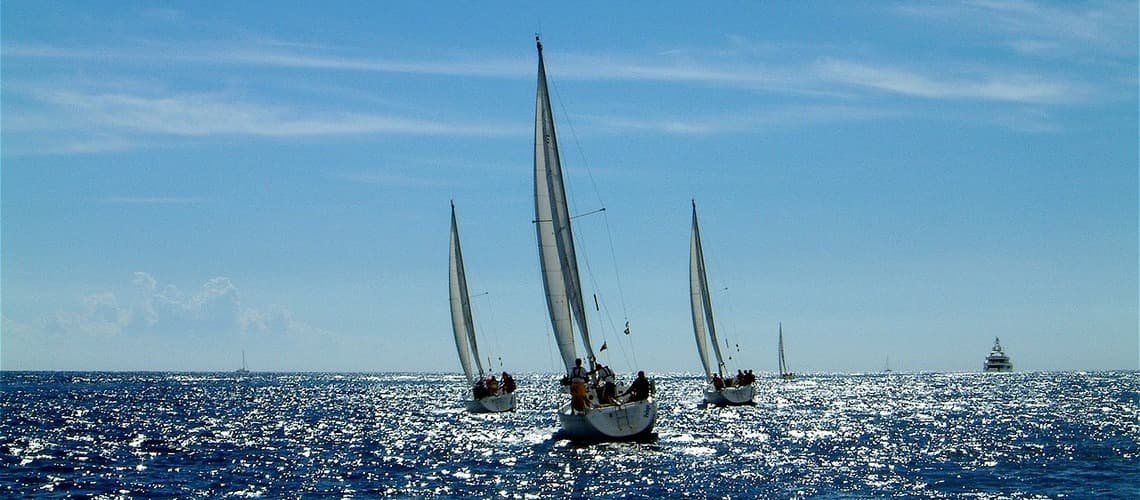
[
  {"left": 533, "top": 37, "right": 656, "bottom": 440},
  {"left": 449, "top": 202, "right": 517, "bottom": 413},
  {"left": 690, "top": 201, "right": 756, "bottom": 406}
]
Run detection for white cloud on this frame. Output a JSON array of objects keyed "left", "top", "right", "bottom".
[
  {"left": 581, "top": 104, "right": 904, "bottom": 136},
  {"left": 815, "top": 59, "right": 1077, "bottom": 104},
  {"left": 339, "top": 170, "right": 449, "bottom": 188},
  {"left": 21, "top": 88, "right": 518, "bottom": 138},
  {"left": 99, "top": 196, "right": 212, "bottom": 204},
  {"left": 1, "top": 83, "right": 523, "bottom": 155},
  {"left": 897, "top": 0, "right": 1137, "bottom": 58},
  {"left": 28, "top": 272, "right": 325, "bottom": 339}
]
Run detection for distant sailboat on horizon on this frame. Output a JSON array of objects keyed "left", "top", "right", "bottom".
[
  {"left": 236, "top": 350, "right": 250, "bottom": 375},
  {"left": 449, "top": 202, "right": 517, "bottom": 413},
  {"left": 778, "top": 323, "right": 794, "bottom": 380}
]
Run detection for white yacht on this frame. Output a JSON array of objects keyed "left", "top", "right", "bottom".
[{"left": 983, "top": 337, "right": 1013, "bottom": 372}]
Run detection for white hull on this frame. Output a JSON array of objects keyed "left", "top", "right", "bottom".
[
  {"left": 705, "top": 385, "right": 755, "bottom": 406},
  {"left": 557, "top": 398, "right": 657, "bottom": 440},
  {"left": 464, "top": 393, "right": 517, "bottom": 414}
]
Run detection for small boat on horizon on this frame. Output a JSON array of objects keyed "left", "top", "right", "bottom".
[
  {"left": 236, "top": 350, "right": 250, "bottom": 375},
  {"left": 983, "top": 337, "right": 1014, "bottom": 372}
]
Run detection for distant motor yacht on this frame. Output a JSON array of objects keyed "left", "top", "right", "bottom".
[{"left": 983, "top": 337, "right": 1013, "bottom": 372}]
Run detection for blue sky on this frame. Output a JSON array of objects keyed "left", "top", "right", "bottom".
[{"left": 2, "top": 1, "right": 1136, "bottom": 373}]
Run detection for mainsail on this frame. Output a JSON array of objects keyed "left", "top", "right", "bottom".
[
  {"left": 689, "top": 201, "right": 727, "bottom": 378},
  {"left": 449, "top": 202, "right": 485, "bottom": 384},
  {"left": 534, "top": 37, "right": 596, "bottom": 373}
]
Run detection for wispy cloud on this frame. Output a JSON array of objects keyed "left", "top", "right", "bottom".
[
  {"left": 36, "top": 88, "right": 519, "bottom": 137},
  {"left": 99, "top": 196, "right": 212, "bottom": 204},
  {"left": 581, "top": 104, "right": 904, "bottom": 136},
  {"left": 1, "top": 41, "right": 533, "bottom": 78},
  {"left": 897, "top": 0, "right": 1137, "bottom": 57},
  {"left": 338, "top": 170, "right": 448, "bottom": 188},
  {"left": 2, "top": 85, "right": 523, "bottom": 156},
  {"left": 815, "top": 59, "right": 1077, "bottom": 104}
]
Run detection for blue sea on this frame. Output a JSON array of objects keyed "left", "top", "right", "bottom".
[{"left": 2, "top": 371, "right": 1137, "bottom": 498}]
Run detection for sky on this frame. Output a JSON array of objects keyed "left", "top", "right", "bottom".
[{"left": 2, "top": 1, "right": 1136, "bottom": 374}]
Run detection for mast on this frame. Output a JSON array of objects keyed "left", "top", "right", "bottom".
[
  {"left": 449, "top": 202, "right": 484, "bottom": 384},
  {"left": 534, "top": 36, "right": 596, "bottom": 372},
  {"left": 690, "top": 201, "right": 727, "bottom": 376}
]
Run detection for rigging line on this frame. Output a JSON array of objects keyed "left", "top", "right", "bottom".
[
  {"left": 548, "top": 71, "right": 604, "bottom": 212},
  {"left": 478, "top": 292, "right": 508, "bottom": 372},
  {"left": 571, "top": 207, "right": 606, "bottom": 219},
  {"left": 718, "top": 286, "right": 738, "bottom": 372},
  {"left": 550, "top": 86, "right": 635, "bottom": 367},
  {"left": 547, "top": 52, "right": 638, "bottom": 372},
  {"left": 535, "top": 206, "right": 604, "bottom": 223},
  {"left": 601, "top": 207, "right": 631, "bottom": 324}
]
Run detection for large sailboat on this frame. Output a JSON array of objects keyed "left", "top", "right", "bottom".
[
  {"left": 449, "top": 202, "right": 517, "bottom": 413},
  {"left": 690, "top": 201, "right": 755, "bottom": 405},
  {"left": 533, "top": 37, "right": 656, "bottom": 439}
]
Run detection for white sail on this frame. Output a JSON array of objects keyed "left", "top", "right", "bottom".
[
  {"left": 534, "top": 38, "right": 594, "bottom": 373},
  {"left": 689, "top": 201, "right": 727, "bottom": 377},
  {"left": 449, "top": 202, "right": 484, "bottom": 384}
]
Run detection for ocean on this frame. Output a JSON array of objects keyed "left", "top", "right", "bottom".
[{"left": 2, "top": 371, "right": 1137, "bottom": 498}]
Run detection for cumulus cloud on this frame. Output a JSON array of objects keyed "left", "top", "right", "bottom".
[{"left": 38, "top": 272, "right": 322, "bottom": 339}]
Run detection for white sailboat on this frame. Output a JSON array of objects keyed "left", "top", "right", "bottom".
[
  {"left": 449, "top": 202, "right": 517, "bottom": 413},
  {"left": 777, "top": 323, "right": 794, "bottom": 380},
  {"left": 236, "top": 350, "right": 250, "bottom": 375},
  {"left": 533, "top": 36, "right": 656, "bottom": 439},
  {"left": 690, "top": 201, "right": 755, "bottom": 405}
]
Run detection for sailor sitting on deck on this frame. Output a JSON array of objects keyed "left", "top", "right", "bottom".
[
  {"left": 620, "top": 371, "right": 651, "bottom": 403},
  {"left": 501, "top": 372, "right": 516, "bottom": 394},
  {"left": 712, "top": 373, "right": 725, "bottom": 391}
]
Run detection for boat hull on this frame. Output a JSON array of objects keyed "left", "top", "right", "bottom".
[
  {"left": 557, "top": 398, "right": 657, "bottom": 441},
  {"left": 705, "top": 385, "right": 755, "bottom": 406},
  {"left": 465, "top": 393, "right": 517, "bottom": 413}
]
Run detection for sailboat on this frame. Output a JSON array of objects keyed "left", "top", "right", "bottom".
[
  {"left": 777, "top": 323, "right": 794, "bottom": 380},
  {"left": 236, "top": 350, "right": 250, "bottom": 375},
  {"left": 690, "top": 201, "right": 755, "bottom": 405},
  {"left": 449, "top": 202, "right": 517, "bottom": 413},
  {"left": 533, "top": 36, "right": 656, "bottom": 439}
]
